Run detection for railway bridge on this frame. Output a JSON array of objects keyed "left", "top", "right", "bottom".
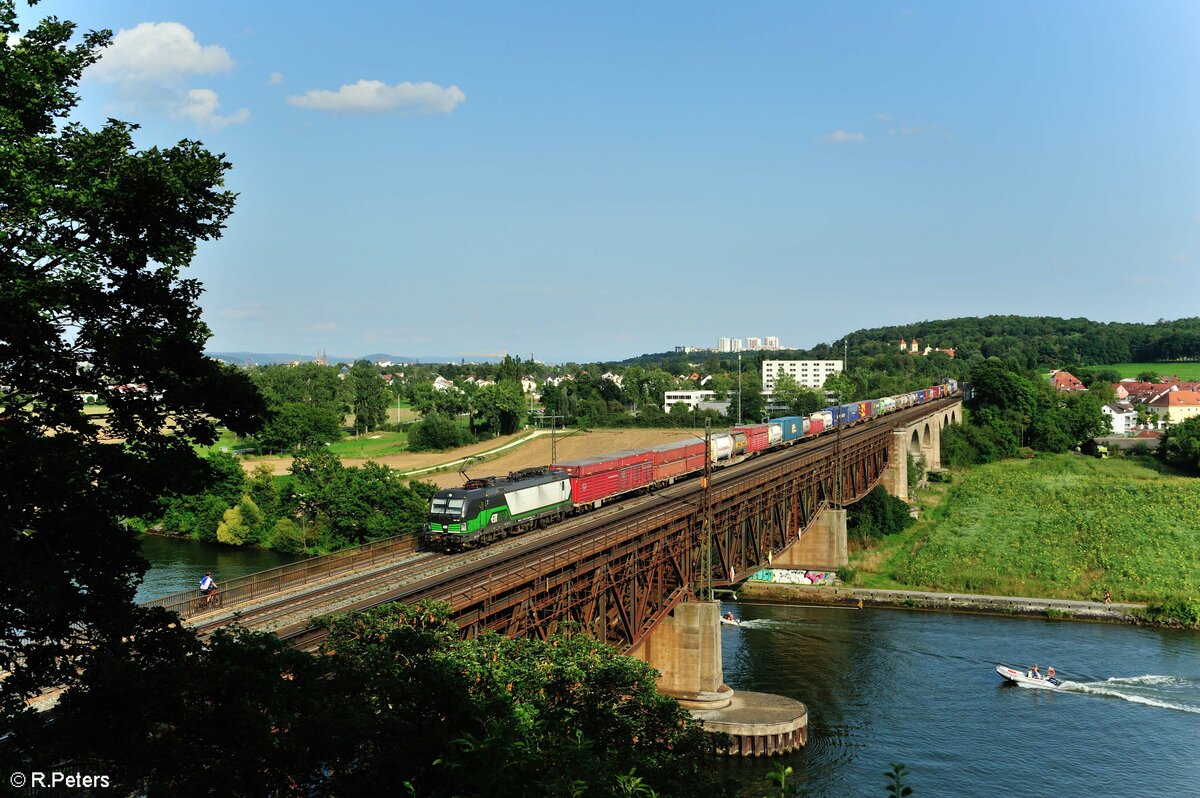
[{"left": 147, "top": 397, "right": 961, "bottom": 754}]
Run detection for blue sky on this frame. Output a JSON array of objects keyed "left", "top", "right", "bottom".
[{"left": 28, "top": 1, "right": 1200, "bottom": 362}]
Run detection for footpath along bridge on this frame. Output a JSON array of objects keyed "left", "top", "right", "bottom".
[{"left": 144, "top": 396, "right": 961, "bottom": 754}]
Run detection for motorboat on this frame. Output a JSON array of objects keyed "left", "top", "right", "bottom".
[
  {"left": 996, "top": 664, "right": 1062, "bottom": 688},
  {"left": 720, "top": 613, "right": 740, "bottom": 626}
]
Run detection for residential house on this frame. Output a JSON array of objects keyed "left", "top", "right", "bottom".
[
  {"left": 1101, "top": 403, "right": 1136, "bottom": 435},
  {"left": 1047, "top": 370, "right": 1086, "bottom": 392},
  {"left": 432, "top": 375, "right": 455, "bottom": 391},
  {"left": 1148, "top": 390, "right": 1200, "bottom": 426}
]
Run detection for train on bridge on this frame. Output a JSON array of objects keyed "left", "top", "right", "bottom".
[{"left": 423, "top": 380, "right": 958, "bottom": 551}]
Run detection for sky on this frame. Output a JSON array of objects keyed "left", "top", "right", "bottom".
[{"left": 22, "top": 1, "right": 1200, "bottom": 362}]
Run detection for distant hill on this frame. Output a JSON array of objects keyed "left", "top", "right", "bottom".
[
  {"left": 207, "top": 352, "right": 505, "bottom": 366},
  {"left": 617, "top": 316, "right": 1200, "bottom": 373}
]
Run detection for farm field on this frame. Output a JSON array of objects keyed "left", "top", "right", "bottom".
[
  {"left": 1109, "top": 362, "right": 1200, "bottom": 380},
  {"left": 851, "top": 454, "right": 1200, "bottom": 604},
  {"left": 242, "top": 427, "right": 702, "bottom": 479}
]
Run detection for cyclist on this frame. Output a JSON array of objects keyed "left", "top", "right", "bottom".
[{"left": 199, "top": 571, "right": 219, "bottom": 606}]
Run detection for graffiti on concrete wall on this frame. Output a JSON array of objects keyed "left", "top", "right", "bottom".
[{"left": 749, "top": 568, "right": 835, "bottom": 586}]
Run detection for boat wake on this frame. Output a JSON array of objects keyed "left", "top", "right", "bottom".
[{"left": 1059, "top": 675, "right": 1200, "bottom": 714}]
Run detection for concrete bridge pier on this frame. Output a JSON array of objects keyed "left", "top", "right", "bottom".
[
  {"left": 633, "top": 601, "right": 808, "bottom": 756},
  {"left": 881, "top": 429, "right": 910, "bottom": 500},
  {"left": 772, "top": 508, "right": 847, "bottom": 570}
]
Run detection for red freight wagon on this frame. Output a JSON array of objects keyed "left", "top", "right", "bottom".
[
  {"left": 733, "top": 425, "right": 771, "bottom": 453},
  {"left": 808, "top": 417, "right": 825, "bottom": 436},
  {"left": 555, "top": 452, "right": 655, "bottom": 505},
  {"left": 649, "top": 439, "right": 706, "bottom": 482}
]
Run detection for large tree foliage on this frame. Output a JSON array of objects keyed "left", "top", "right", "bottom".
[
  {"left": 0, "top": 5, "right": 266, "bottom": 714},
  {"left": 1160, "top": 417, "right": 1200, "bottom": 473},
  {"left": 17, "top": 602, "right": 726, "bottom": 797},
  {"left": 257, "top": 401, "right": 343, "bottom": 451},
  {"left": 771, "top": 372, "right": 824, "bottom": 416},
  {"left": 249, "top": 361, "right": 349, "bottom": 417},
  {"left": 349, "top": 359, "right": 389, "bottom": 433}
]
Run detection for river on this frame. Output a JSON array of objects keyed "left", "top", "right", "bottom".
[
  {"left": 719, "top": 601, "right": 1200, "bottom": 797},
  {"left": 139, "top": 538, "right": 1200, "bottom": 795},
  {"left": 135, "top": 534, "right": 302, "bottom": 603}
]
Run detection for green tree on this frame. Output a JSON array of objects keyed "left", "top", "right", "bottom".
[
  {"left": 772, "top": 372, "right": 823, "bottom": 416},
  {"left": 349, "top": 360, "right": 389, "bottom": 434},
  {"left": 216, "top": 496, "right": 264, "bottom": 546},
  {"left": 1, "top": 6, "right": 267, "bottom": 712},
  {"left": 257, "top": 402, "right": 343, "bottom": 451},
  {"left": 408, "top": 412, "right": 473, "bottom": 451},
  {"left": 246, "top": 464, "right": 281, "bottom": 524},
  {"left": 1160, "top": 417, "right": 1200, "bottom": 473},
  {"left": 471, "top": 380, "right": 526, "bottom": 436},
  {"left": 822, "top": 371, "right": 856, "bottom": 402},
  {"left": 250, "top": 362, "right": 348, "bottom": 416}
]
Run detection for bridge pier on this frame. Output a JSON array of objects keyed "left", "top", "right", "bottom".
[
  {"left": 632, "top": 601, "right": 808, "bottom": 755},
  {"left": 772, "top": 508, "right": 847, "bottom": 570},
  {"left": 881, "top": 430, "right": 910, "bottom": 500}
]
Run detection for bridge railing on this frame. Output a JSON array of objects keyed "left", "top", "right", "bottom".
[{"left": 140, "top": 534, "right": 417, "bottom": 621}]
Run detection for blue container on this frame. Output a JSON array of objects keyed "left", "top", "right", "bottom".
[
  {"left": 771, "top": 415, "right": 807, "bottom": 442},
  {"left": 916, "top": 389, "right": 927, "bottom": 403},
  {"left": 841, "top": 403, "right": 861, "bottom": 424}
]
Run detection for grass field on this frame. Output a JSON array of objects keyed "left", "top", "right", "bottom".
[
  {"left": 1108, "top": 362, "right": 1200, "bottom": 380},
  {"left": 850, "top": 454, "right": 1200, "bottom": 604}
]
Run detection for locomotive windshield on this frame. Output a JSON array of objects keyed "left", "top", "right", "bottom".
[{"left": 429, "top": 495, "right": 466, "bottom": 518}]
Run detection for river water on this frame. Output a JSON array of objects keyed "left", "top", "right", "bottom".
[
  {"left": 719, "top": 601, "right": 1200, "bottom": 797},
  {"left": 135, "top": 534, "right": 302, "bottom": 603},
  {"left": 139, "top": 538, "right": 1200, "bottom": 795}
]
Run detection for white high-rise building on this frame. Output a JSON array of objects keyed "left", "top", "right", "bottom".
[
  {"left": 764, "top": 336, "right": 780, "bottom": 350},
  {"left": 762, "top": 360, "right": 844, "bottom": 392},
  {"left": 731, "top": 338, "right": 743, "bottom": 352},
  {"left": 717, "top": 337, "right": 732, "bottom": 352},
  {"left": 746, "top": 337, "right": 761, "bottom": 351}
]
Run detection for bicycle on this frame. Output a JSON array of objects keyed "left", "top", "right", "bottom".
[{"left": 194, "top": 590, "right": 223, "bottom": 615}]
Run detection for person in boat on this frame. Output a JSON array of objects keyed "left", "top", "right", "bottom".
[
  {"left": 1029, "top": 664, "right": 1042, "bottom": 680},
  {"left": 1046, "top": 666, "right": 1056, "bottom": 681},
  {"left": 723, "top": 611, "right": 736, "bottom": 623}
]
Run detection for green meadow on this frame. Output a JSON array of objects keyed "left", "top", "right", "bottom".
[
  {"left": 1109, "top": 362, "right": 1200, "bottom": 380},
  {"left": 853, "top": 455, "right": 1200, "bottom": 605}
]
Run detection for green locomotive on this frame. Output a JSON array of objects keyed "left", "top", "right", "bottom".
[{"left": 423, "top": 467, "right": 573, "bottom": 551}]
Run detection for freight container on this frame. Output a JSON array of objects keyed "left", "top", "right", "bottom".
[
  {"left": 733, "top": 424, "right": 771, "bottom": 454},
  {"left": 916, "top": 389, "right": 926, "bottom": 403},
  {"left": 767, "top": 422, "right": 784, "bottom": 447},
  {"left": 808, "top": 416, "right": 825, "bottom": 435},
  {"left": 841, "top": 403, "right": 861, "bottom": 425},
  {"left": 710, "top": 433, "right": 735, "bottom": 461},
  {"left": 772, "top": 415, "right": 807, "bottom": 443}
]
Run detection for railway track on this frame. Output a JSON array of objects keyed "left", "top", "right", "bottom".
[{"left": 198, "top": 398, "right": 957, "bottom": 651}]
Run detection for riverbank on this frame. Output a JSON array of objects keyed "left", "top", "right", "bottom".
[
  {"left": 845, "top": 454, "right": 1200, "bottom": 610},
  {"left": 737, "top": 582, "right": 1142, "bottom": 624}
]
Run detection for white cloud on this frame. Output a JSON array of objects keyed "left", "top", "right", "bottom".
[
  {"left": 821, "top": 130, "right": 866, "bottom": 144},
  {"left": 83, "top": 21, "right": 248, "bottom": 131},
  {"left": 175, "top": 88, "right": 250, "bottom": 129},
  {"left": 310, "top": 322, "right": 340, "bottom": 333},
  {"left": 90, "top": 22, "right": 233, "bottom": 84},
  {"left": 288, "top": 79, "right": 465, "bottom": 114},
  {"left": 268, "top": 72, "right": 284, "bottom": 86}
]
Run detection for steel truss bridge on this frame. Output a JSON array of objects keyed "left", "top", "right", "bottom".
[{"left": 260, "top": 397, "right": 958, "bottom": 654}]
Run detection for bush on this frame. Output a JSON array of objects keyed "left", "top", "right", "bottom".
[
  {"left": 1142, "top": 596, "right": 1200, "bottom": 627},
  {"left": 836, "top": 566, "right": 857, "bottom": 585},
  {"left": 407, "top": 413, "right": 474, "bottom": 451},
  {"left": 848, "top": 486, "right": 914, "bottom": 543}
]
